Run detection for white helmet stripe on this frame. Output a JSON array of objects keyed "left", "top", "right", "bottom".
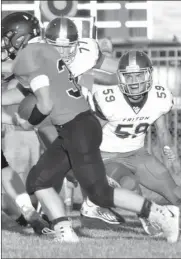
[
  {"left": 129, "top": 50, "right": 137, "bottom": 67},
  {"left": 59, "top": 18, "right": 67, "bottom": 40}
]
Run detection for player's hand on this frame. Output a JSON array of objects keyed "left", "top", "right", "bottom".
[
  {"left": 14, "top": 112, "right": 34, "bottom": 131},
  {"left": 163, "top": 146, "right": 181, "bottom": 176}
]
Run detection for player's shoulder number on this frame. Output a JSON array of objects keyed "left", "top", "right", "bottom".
[
  {"left": 155, "top": 85, "right": 166, "bottom": 99},
  {"left": 102, "top": 88, "right": 116, "bottom": 102},
  {"left": 77, "top": 41, "right": 90, "bottom": 54}
]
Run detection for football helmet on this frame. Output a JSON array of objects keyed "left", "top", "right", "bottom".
[
  {"left": 117, "top": 50, "right": 153, "bottom": 97},
  {"left": 1, "top": 12, "right": 40, "bottom": 61},
  {"left": 45, "top": 17, "right": 79, "bottom": 64}
]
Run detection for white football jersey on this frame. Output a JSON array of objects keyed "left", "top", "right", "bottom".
[
  {"left": 68, "top": 38, "right": 99, "bottom": 77},
  {"left": 88, "top": 83, "right": 173, "bottom": 153}
]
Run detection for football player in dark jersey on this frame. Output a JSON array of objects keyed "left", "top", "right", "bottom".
[
  {"left": 2, "top": 14, "right": 180, "bottom": 243},
  {"left": 1, "top": 12, "right": 49, "bottom": 234}
]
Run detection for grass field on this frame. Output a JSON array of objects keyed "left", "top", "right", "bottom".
[
  {"left": 2, "top": 164, "right": 181, "bottom": 259},
  {"left": 2, "top": 207, "right": 181, "bottom": 259}
]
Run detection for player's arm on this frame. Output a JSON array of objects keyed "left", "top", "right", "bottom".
[
  {"left": 15, "top": 75, "right": 53, "bottom": 131},
  {"left": 154, "top": 85, "right": 179, "bottom": 163},
  {"left": 2, "top": 79, "right": 25, "bottom": 105},
  {"left": 2, "top": 59, "right": 14, "bottom": 73},
  {"left": 83, "top": 39, "right": 118, "bottom": 86},
  {"left": 13, "top": 44, "right": 53, "bottom": 130},
  {"left": 155, "top": 113, "right": 180, "bottom": 174},
  {"left": 155, "top": 114, "right": 174, "bottom": 153},
  {"left": 91, "top": 52, "right": 118, "bottom": 86},
  {"left": 94, "top": 53, "right": 119, "bottom": 74},
  {"left": 87, "top": 69, "right": 118, "bottom": 86},
  {"left": 2, "top": 107, "right": 14, "bottom": 125}
]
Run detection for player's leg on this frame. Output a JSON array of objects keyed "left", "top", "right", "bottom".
[
  {"left": 62, "top": 170, "right": 78, "bottom": 214},
  {"left": 1, "top": 151, "right": 28, "bottom": 226},
  {"left": 37, "top": 124, "right": 78, "bottom": 213},
  {"left": 133, "top": 148, "right": 181, "bottom": 207},
  {"left": 100, "top": 150, "right": 180, "bottom": 236},
  {"left": 59, "top": 111, "right": 180, "bottom": 243},
  {"left": 80, "top": 161, "right": 139, "bottom": 225},
  {"left": 2, "top": 192, "right": 28, "bottom": 227},
  {"left": 26, "top": 136, "right": 79, "bottom": 242},
  {"left": 2, "top": 132, "right": 48, "bottom": 230}
]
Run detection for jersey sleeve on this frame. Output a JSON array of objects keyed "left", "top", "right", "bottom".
[
  {"left": 155, "top": 85, "right": 174, "bottom": 115},
  {"left": 12, "top": 43, "right": 47, "bottom": 89},
  {"left": 75, "top": 38, "right": 100, "bottom": 74},
  {"left": 164, "top": 86, "right": 174, "bottom": 113}
]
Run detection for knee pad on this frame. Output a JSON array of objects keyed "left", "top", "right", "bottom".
[{"left": 86, "top": 179, "right": 114, "bottom": 208}]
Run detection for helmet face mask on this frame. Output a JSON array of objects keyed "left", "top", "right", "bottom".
[
  {"left": 46, "top": 38, "right": 78, "bottom": 64},
  {"left": 117, "top": 51, "right": 153, "bottom": 99},
  {"left": 45, "top": 17, "right": 79, "bottom": 64}
]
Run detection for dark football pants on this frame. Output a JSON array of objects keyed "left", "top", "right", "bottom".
[{"left": 26, "top": 111, "right": 114, "bottom": 208}]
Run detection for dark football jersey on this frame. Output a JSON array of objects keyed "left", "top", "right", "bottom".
[{"left": 12, "top": 43, "right": 89, "bottom": 125}]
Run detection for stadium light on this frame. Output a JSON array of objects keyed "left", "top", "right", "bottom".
[{"left": 125, "top": 21, "right": 148, "bottom": 28}]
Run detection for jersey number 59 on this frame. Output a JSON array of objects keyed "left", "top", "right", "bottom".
[{"left": 115, "top": 123, "right": 149, "bottom": 139}]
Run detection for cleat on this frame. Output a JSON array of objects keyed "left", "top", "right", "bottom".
[
  {"left": 149, "top": 205, "right": 180, "bottom": 243},
  {"left": 21, "top": 206, "right": 49, "bottom": 235},
  {"left": 42, "top": 219, "right": 79, "bottom": 243},
  {"left": 139, "top": 217, "right": 163, "bottom": 237},
  {"left": 80, "top": 199, "right": 125, "bottom": 225}
]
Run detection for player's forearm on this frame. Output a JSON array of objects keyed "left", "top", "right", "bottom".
[
  {"left": 90, "top": 69, "right": 118, "bottom": 86},
  {"left": 157, "top": 129, "right": 176, "bottom": 162},
  {"left": 2, "top": 110, "right": 13, "bottom": 125},
  {"left": 94, "top": 53, "right": 119, "bottom": 73},
  {"left": 2, "top": 60, "right": 13, "bottom": 73},
  {"left": 2, "top": 88, "right": 25, "bottom": 106},
  {"left": 157, "top": 129, "right": 173, "bottom": 149},
  {"left": 155, "top": 114, "right": 176, "bottom": 158}
]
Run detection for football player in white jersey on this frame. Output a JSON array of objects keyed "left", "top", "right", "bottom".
[{"left": 81, "top": 50, "right": 181, "bottom": 235}]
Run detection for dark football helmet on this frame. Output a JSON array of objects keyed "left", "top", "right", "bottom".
[
  {"left": 117, "top": 50, "right": 153, "bottom": 97},
  {"left": 45, "top": 17, "right": 79, "bottom": 64},
  {"left": 1, "top": 12, "right": 40, "bottom": 61}
]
